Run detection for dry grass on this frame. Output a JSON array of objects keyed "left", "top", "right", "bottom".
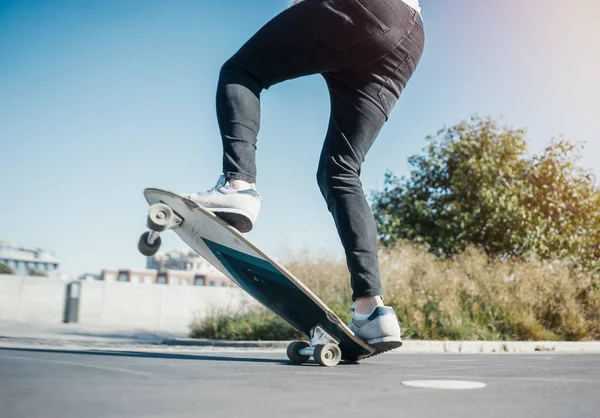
[
  {"left": 376, "top": 244, "right": 600, "bottom": 341},
  {"left": 189, "top": 242, "right": 600, "bottom": 341}
]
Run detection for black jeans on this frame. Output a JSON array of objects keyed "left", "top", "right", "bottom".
[{"left": 217, "top": 0, "right": 424, "bottom": 300}]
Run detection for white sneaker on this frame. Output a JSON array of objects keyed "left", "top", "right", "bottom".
[
  {"left": 185, "top": 175, "right": 262, "bottom": 233},
  {"left": 349, "top": 306, "right": 403, "bottom": 352}
]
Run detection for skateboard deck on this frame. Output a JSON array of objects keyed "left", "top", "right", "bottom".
[{"left": 142, "top": 188, "right": 375, "bottom": 364}]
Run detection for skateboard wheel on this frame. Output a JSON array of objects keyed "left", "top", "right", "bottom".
[
  {"left": 147, "top": 203, "right": 174, "bottom": 232},
  {"left": 314, "top": 343, "right": 342, "bottom": 367},
  {"left": 138, "top": 232, "right": 161, "bottom": 256},
  {"left": 287, "top": 341, "right": 311, "bottom": 364}
]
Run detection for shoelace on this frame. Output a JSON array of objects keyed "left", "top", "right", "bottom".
[{"left": 202, "top": 176, "right": 227, "bottom": 194}]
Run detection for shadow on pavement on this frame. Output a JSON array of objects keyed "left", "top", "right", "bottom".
[
  {"left": 0, "top": 346, "right": 288, "bottom": 364},
  {"left": 0, "top": 346, "right": 362, "bottom": 366}
]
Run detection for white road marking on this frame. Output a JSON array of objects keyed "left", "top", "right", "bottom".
[
  {"left": 402, "top": 380, "right": 486, "bottom": 390},
  {"left": 395, "top": 372, "right": 600, "bottom": 384}
]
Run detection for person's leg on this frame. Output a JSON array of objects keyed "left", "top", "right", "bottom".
[
  {"left": 317, "top": 75, "right": 386, "bottom": 305},
  {"left": 202, "top": 0, "right": 417, "bottom": 233},
  {"left": 317, "top": 6, "right": 424, "bottom": 309},
  {"left": 317, "top": 18, "right": 423, "bottom": 348},
  {"left": 193, "top": 1, "right": 344, "bottom": 231},
  {"left": 217, "top": 2, "right": 329, "bottom": 185},
  {"left": 217, "top": 0, "right": 413, "bottom": 185},
  {"left": 200, "top": 0, "right": 424, "bottom": 323}
]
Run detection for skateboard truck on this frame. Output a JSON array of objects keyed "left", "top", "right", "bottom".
[
  {"left": 138, "top": 203, "right": 183, "bottom": 257},
  {"left": 287, "top": 325, "right": 343, "bottom": 367},
  {"left": 309, "top": 325, "right": 341, "bottom": 347}
]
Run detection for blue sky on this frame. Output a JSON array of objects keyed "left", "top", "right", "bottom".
[{"left": 1, "top": 0, "right": 599, "bottom": 277}]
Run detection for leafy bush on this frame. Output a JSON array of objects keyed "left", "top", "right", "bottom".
[
  {"left": 0, "top": 263, "right": 13, "bottom": 275},
  {"left": 28, "top": 268, "right": 47, "bottom": 277},
  {"left": 372, "top": 116, "right": 600, "bottom": 274}
]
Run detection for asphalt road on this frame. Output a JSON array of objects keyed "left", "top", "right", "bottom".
[{"left": 1, "top": 347, "right": 599, "bottom": 418}]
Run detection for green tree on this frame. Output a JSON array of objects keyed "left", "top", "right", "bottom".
[
  {"left": 28, "top": 268, "right": 47, "bottom": 277},
  {"left": 372, "top": 116, "right": 600, "bottom": 273},
  {"left": 0, "top": 263, "right": 13, "bottom": 275}
]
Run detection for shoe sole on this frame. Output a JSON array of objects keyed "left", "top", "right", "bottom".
[
  {"left": 212, "top": 210, "right": 253, "bottom": 233},
  {"left": 365, "top": 337, "right": 403, "bottom": 358}
]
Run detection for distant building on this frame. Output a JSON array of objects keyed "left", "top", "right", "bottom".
[
  {"left": 77, "top": 273, "right": 100, "bottom": 281},
  {"left": 0, "top": 241, "right": 60, "bottom": 276},
  {"left": 146, "top": 249, "right": 223, "bottom": 276},
  {"left": 99, "top": 269, "right": 234, "bottom": 287},
  {"left": 97, "top": 249, "right": 233, "bottom": 287}
]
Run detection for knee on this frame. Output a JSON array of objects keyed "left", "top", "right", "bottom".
[
  {"left": 316, "top": 162, "right": 330, "bottom": 199},
  {"left": 316, "top": 156, "right": 360, "bottom": 200},
  {"left": 218, "top": 59, "right": 239, "bottom": 87},
  {"left": 219, "top": 58, "right": 239, "bottom": 80},
  {"left": 218, "top": 58, "right": 263, "bottom": 95}
]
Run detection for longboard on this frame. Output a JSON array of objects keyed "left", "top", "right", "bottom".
[{"left": 139, "top": 189, "right": 375, "bottom": 366}]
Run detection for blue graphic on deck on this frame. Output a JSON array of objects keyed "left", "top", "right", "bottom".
[
  {"left": 202, "top": 238, "right": 296, "bottom": 301},
  {"left": 202, "top": 238, "right": 372, "bottom": 361}
]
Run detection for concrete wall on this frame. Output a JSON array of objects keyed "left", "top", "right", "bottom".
[
  {"left": 0, "top": 275, "right": 67, "bottom": 323},
  {"left": 78, "top": 280, "right": 255, "bottom": 333},
  {"left": 0, "top": 275, "right": 256, "bottom": 333}
]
